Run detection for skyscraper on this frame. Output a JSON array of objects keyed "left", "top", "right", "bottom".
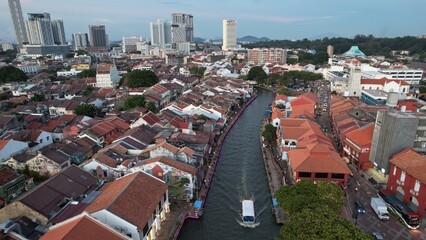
[
  {"left": 26, "top": 13, "right": 54, "bottom": 45},
  {"left": 150, "top": 19, "right": 172, "bottom": 48},
  {"left": 8, "top": 0, "right": 28, "bottom": 47},
  {"left": 171, "top": 13, "right": 193, "bottom": 43},
  {"left": 88, "top": 25, "right": 108, "bottom": 51},
  {"left": 72, "top": 33, "right": 89, "bottom": 50},
  {"left": 222, "top": 19, "right": 237, "bottom": 50},
  {"left": 51, "top": 20, "right": 66, "bottom": 45}
]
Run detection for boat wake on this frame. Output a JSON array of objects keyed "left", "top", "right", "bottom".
[
  {"left": 256, "top": 205, "right": 268, "bottom": 218},
  {"left": 236, "top": 219, "right": 260, "bottom": 228}
]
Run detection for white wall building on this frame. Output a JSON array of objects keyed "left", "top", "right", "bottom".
[
  {"left": 122, "top": 36, "right": 142, "bottom": 53},
  {"left": 15, "top": 62, "right": 41, "bottom": 73},
  {"left": 57, "top": 68, "right": 82, "bottom": 77},
  {"left": 96, "top": 63, "right": 120, "bottom": 88},
  {"left": 0, "top": 140, "right": 29, "bottom": 163},
  {"left": 379, "top": 68, "right": 423, "bottom": 85}
]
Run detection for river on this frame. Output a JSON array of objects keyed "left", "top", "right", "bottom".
[{"left": 178, "top": 88, "right": 281, "bottom": 240}]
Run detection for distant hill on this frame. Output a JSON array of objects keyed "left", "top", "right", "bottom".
[
  {"left": 194, "top": 35, "right": 270, "bottom": 43},
  {"left": 238, "top": 36, "right": 270, "bottom": 43}
]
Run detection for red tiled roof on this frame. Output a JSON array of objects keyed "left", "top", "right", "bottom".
[
  {"left": 0, "top": 140, "right": 8, "bottom": 151},
  {"left": 390, "top": 149, "right": 426, "bottom": 184},
  {"left": 344, "top": 124, "right": 374, "bottom": 147},
  {"left": 41, "top": 213, "right": 128, "bottom": 240},
  {"left": 27, "top": 122, "right": 42, "bottom": 130},
  {"left": 142, "top": 156, "right": 197, "bottom": 175},
  {"left": 85, "top": 171, "right": 167, "bottom": 230},
  {"left": 289, "top": 143, "right": 351, "bottom": 174},
  {"left": 361, "top": 77, "right": 410, "bottom": 86},
  {"left": 142, "top": 112, "right": 161, "bottom": 126},
  {"left": 0, "top": 167, "right": 20, "bottom": 186},
  {"left": 142, "top": 141, "right": 179, "bottom": 154}
]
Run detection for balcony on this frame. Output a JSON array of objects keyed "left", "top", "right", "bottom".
[
  {"left": 409, "top": 189, "right": 419, "bottom": 197},
  {"left": 396, "top": 179, "right": 405, "bottom": 186}
]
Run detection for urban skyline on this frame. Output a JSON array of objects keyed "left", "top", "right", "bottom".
[{"left": 1, "top": 0, "right": 426, "bottom": 43}]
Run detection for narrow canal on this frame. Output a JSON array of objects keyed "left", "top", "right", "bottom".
[{"left": 178, "top": 89, "right": 281, "bottom": 240}]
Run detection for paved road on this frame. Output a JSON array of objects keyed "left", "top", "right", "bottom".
[
  {"left": 343, "top": 166, "right": 426, "bottom": 240},
  {"left": 314, "top": 81, "right": 426, "bottom": 239}
]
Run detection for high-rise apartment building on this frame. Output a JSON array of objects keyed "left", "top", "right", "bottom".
[
  {"left": 150, "top": 19, "right": 172, "bottom": 48},
  {"left": 171, "top": 13, "right": 193, "bottom": 43},
  {"left": 369, "top": 111, "right": 419, "bottom": 174},
  {"left": 26, "top": 13, "right": 54, "bottom": 45},
  {"left": 222, "top": 19, "right": 237, "bottom": 50},
  {"left": 72, "top": 33, "right": 89, "bottom": 51},
  {"left": 8, "top": 0, "right": 28, "bottom": 47},
  {"left": 122, "top": 36, "right": 142, "bottom": 53},
  {"left": 51, "top": 20, "right": 66, "bottom": 45},
  {"left": 327, "top": 45, "right": 334, "bottom": 57},
  {"left": 248, "top": 48, "right": 287, "bottom": 64},
  {"left": 88, "top": 25, "right": 108, "bottom": 51}
]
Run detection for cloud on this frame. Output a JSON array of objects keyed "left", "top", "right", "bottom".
[
  {"left": 93, "top": 18, "right": 114, "bottom": 23},
  {"left": 237, "top": 14, "right": 335, "bottom": 23}
]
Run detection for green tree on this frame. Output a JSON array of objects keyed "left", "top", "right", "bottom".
[
  {"left": 74, "top": 103, "right": 98, "bottom": 117},
  {"left": 65, "top": 52, "right": 75, "bottom": 58},
  {"left": 146, "top": 101, "right": 158, "bottom": 113},
  {"left": 126, "top": 70, "right": 159, "bottom": 88},
  {"left": 190, "top": 67, "right": 206, "bottom": 77},
  {"left": 77, "top": 69, "right": 96, "bottom": 78},
  {"left": 247, "top": 66, "right": 267, "bottom": 84},
  {"left": 0, "top": 66, "right": 28, "bottom": 83},
  {"left": 277, "top": 207, "right": 372, "bottom": 240},
  {"left": 83, "top": 86, "right": 93, "bottom": 96},
  {"left": 31, "top": 93, "right": 45, "bottom": 102},
  {"left": 277, "top": 88, "right": 289, "bottom": 95},
  {"left": 274, "top": 181, "right": 370, "bottom": 240},
  {"left": 287, "top": 58, "right": 298, "bottom": 64},
  {"left": 124, "top": 95, "right": 146, "bottom": 110},
  {"left": 262, "top": 123, "right": 277, "bottom": 144}
]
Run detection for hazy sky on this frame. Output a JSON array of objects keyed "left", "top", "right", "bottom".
[{"left": 1, "top": 0, "right": 426, "bottom": 43}]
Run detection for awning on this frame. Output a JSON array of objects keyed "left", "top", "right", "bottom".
[
  {"left": 272, "top": 198, "right": 278, "bottom": 207},
  {"left": 194, "top": 200, "right": 203, "bottom": 209}
]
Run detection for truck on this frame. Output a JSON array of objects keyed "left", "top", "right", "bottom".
[{"left": 371, "top": 197, "right": 389, "bottom": 220}]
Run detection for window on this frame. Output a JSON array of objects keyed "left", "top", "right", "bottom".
[
  {"left": 400, "top": 171, "right": 406, "bottom": 181},
  {"left": 331, "top": 173, "right": 344, "bottom": 179},
  {"left": 393, "top": 166, "right": 396, "bottom": 176},
  {"left": 414, "top": 180, "right": 420, "bottom": 192},
  {"left": 315, "top": 172, "right": 328, "bottom": 178},
  {"left": 47, "top": 136, "right": 49, "bottom": 141},
  {"left": 299, "top": 172, "right": 311, "bottom": 178}
]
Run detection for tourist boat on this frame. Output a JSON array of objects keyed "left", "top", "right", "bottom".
[{"left": 241, "top": 200, "right": 256, "bottom": 227}]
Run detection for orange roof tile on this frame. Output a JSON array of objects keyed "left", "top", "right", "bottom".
[
  {"left": 86, "top": 171, "right": 167, "bottom": 230},
  {"left": 41, "top": 213, "right": 128, "bottom": 240},
  {"left": 344, "top": 124, "right": 374, "bottom": 147},
  {"left": 142, "top": 156, "right": 197, "bottom": 175},
  {"left": 0, "top": 140, "right": 9, "bottom": 150},
  {"left": 390, "top": 149, "right": 426, "bottom": 184}
]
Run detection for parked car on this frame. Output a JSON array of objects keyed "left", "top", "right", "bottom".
[
  {"left": 372, "top": 232, "right": 384, "bottom": 240},
  {"left": 355, "top": 200, "right": 366, "bottom": 213}
]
